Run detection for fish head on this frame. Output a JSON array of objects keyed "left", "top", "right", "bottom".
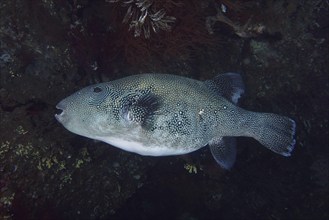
[{"left": 55, "top": 83, "right": 116, "bottom": 138}]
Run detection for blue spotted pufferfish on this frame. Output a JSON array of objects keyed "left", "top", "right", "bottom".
[{"left": 55, "top": 73, "right": 296, "bottom": 169}]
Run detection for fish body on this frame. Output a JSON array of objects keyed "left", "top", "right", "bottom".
[{"left": 55, "top": 73, "right": 296, "bottom": 169}]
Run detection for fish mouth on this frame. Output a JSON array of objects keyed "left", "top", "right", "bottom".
[{"left": 55, "top": 103, "right": 65, "bottom": 122}]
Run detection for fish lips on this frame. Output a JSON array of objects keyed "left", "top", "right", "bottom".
[{"left": 55, "top": 101, "right": 66, "bottom": 124}]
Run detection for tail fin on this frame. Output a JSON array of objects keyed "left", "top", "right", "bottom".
[{"left": 251, "top": 113, "right": 296, "bottom": 156}]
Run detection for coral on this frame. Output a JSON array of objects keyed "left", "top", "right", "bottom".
[
  {"left": 108, "top": 0, "right": 177, "bottom": 38},
  {"left": 206, "top": 4, "right": 266, "bottom": 38},
  {"left": 0, "top": 138, "right": 92, "bottom": 217},
  {"left": 107, "top": 0, "right": 216, "bottom": 68},
  {"left": 184, "top": 163, "right": 198, "bottom": 174},
  {"left": 67, "top": 0, "right": 216, "bottom": 71},
  {"left": 206, "top": 0, "right": 268, "bottom": 38},
  {"left": 206, "top": 0, "right": 301, "bottom": 39}
]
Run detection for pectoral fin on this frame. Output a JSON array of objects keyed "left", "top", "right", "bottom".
[
  {"left": 120, "top": 90, "right": 161, "bottom": 129},
  {"left": 209, "top": 137, "right": 237, "bottom": 170}
]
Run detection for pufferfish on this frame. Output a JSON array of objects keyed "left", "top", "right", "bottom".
[{"left": 55, "top": 73, "right": 296, "bottom": 169}]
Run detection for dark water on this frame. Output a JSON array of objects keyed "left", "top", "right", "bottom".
[{"left": 0, "top": 0, "right": 328, "bottom": 220}]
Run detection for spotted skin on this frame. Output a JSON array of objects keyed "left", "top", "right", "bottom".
[{"left": 55, "top": 73, "right": 296, "bottom": 168}]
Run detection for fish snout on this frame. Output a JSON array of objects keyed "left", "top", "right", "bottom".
[{"left": 55, "top": 102, "right": 66, "bottom": 123}]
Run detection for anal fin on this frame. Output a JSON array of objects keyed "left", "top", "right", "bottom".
[{"left": 209, "top": 137, "right": 237, "bottom": 170}]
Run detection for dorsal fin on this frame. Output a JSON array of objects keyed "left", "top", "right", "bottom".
[{"left": 205, "top": 73, "right": 245, "bottom": 104}]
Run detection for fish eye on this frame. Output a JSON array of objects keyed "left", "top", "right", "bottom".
[{"left": 93, "top": 87, "right": 102, "bottom": 93}]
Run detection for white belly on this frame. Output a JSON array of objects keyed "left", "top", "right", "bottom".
[{"left": 95, "top": 136, "right": 195, "bottom": 156}]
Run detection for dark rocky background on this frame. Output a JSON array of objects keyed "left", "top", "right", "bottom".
[{"left": 0, "top": 0, "right": 328, "bottom": 219}]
